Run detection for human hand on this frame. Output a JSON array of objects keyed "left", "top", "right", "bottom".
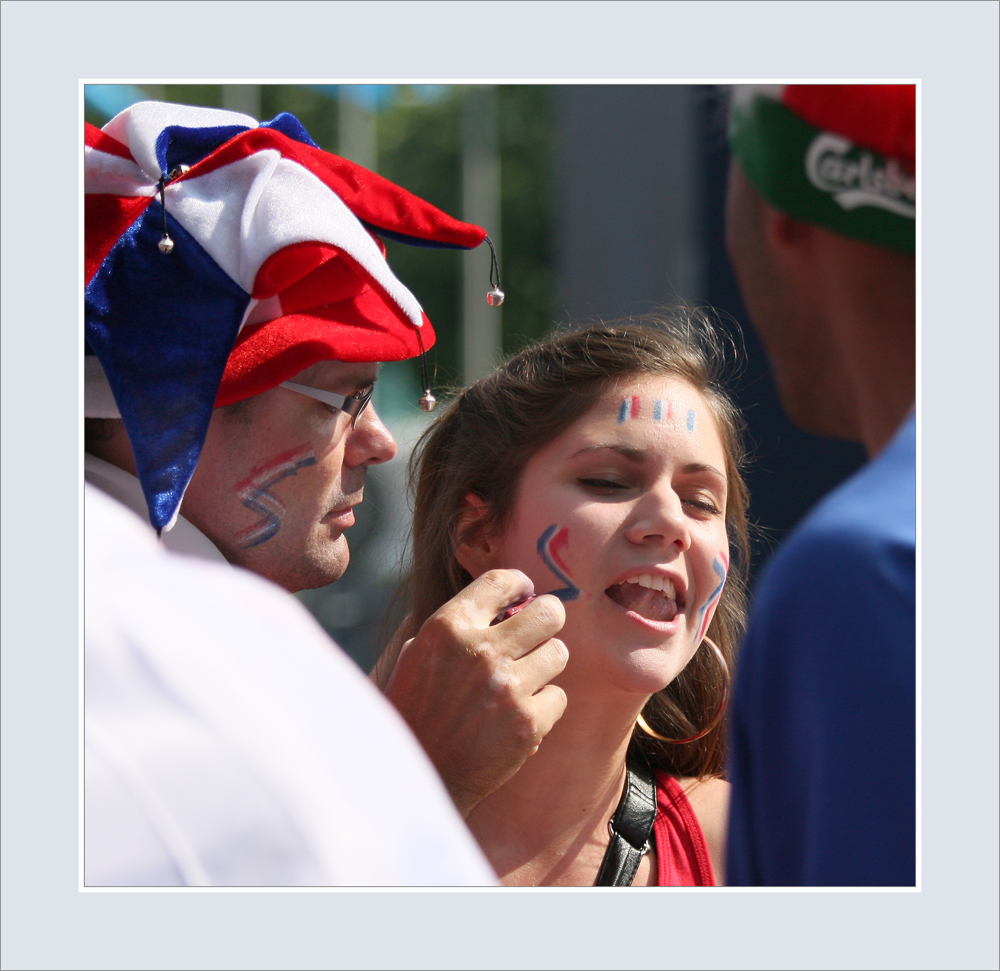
[{"left": 383, "top": 569, "right": 568, "bottom": 817}]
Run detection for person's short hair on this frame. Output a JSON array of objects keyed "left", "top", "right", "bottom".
[{"left": 404, "top": 313, "right": 750, "bottom": 779}]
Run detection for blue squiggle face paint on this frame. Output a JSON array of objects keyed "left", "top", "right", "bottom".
[
  {"left": 536, "top": 524, "right": 581, "bottom": 601},
  {"left": 234, "top": 445, "right": 317, "bottom": 548}
]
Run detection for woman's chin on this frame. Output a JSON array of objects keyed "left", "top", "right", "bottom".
[{"left": 558, "top": 637, "right": 693, "bottom": 699}]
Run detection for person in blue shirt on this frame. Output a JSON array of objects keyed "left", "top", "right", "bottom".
[{"left": 723, "top": 85, "right": 915, "bottom": 885}]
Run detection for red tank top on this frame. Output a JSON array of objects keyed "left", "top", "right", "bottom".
[{"left": 653, "top": 772, "right": 716, "bottom": 886}]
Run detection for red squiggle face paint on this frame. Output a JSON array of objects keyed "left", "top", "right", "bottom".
[
  {"left": 536, "top": 524, "right": 580, "bottom": 601},
  {"left": 695, "top": 551, "right": 729, "bottom": 642},
  {"left": 233, "top": 445, "right": 318, "bottom": 548}
]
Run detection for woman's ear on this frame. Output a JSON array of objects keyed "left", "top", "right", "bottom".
[{"left": 455, "top": 492, "right": 501, "bottom": 579}]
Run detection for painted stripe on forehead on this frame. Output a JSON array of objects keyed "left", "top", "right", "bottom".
[{"left": 617, "top": 396, "right": 641, "bottom": 422}]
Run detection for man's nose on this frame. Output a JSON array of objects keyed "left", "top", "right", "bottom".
[{"left": 346, "top": 404, "right": 397, "bottom": 467}]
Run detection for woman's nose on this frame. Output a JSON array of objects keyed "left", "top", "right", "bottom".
[
  {"left": 345, "top": 404, "right": 398, "bottom": 467},
  {"left": 624, "top": 491, "right": 691, "bottom": 552}
]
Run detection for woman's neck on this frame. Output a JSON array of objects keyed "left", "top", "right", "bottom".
[{"left": 466, "top": 681, "right": 650, "bottom": 886}]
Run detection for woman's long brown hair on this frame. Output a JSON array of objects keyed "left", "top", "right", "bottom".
[{"left": 395, "top": 315, "right": 750, "bottom": 779}]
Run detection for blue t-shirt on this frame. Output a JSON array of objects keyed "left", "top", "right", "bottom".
[{"left": 727, "top": 412, "right": 915, "bottom": 886}]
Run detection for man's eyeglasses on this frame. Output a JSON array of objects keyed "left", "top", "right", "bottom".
[{"left": 280, "top": 380, "right": 374, "bottom": 427}]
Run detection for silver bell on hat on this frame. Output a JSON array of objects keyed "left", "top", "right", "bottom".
[{"left": 484, "top": 236, "right": 504, "bottom": 307}]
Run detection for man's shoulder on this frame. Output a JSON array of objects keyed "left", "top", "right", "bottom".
[
  {"left": 747, "top": 413, "right": 915, "bottom": 657},
  {"left": 758, "top": 413, "right": 915, "bottom": 600},
  {"left": 86, "top": 453, "right": 229, "bottom": 564}
]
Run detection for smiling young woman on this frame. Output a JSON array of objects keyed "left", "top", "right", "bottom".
[{"left": 391, "top": 316, "right": 750, "bottom": 886}]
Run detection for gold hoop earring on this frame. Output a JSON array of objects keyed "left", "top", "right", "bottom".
[{"left": 635, "top": 636, "right": 730, "bottom": 745}]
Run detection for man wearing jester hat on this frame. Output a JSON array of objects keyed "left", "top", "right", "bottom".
[
  {"left": 84, "top": 102, "right": 568, "bottom": 882},
  {"left": 724, "top": 85, "right": 916, "bottom": 885}
]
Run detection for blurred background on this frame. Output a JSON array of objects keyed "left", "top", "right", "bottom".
[{"left": 85, "top": 83, "right": 866, "bottom": 672}]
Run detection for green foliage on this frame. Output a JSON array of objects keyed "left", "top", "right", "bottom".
[
  {"left": 378, "top": 85, "right": 556, "bottom": 387},
  {"left": 261, "top": 86, "right": 338, "bottom": 151},
  {"left": 378, "top": 87, "right": 464, "bottom": 387}
]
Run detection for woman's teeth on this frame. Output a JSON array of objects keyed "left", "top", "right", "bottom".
[
  {"left": 625, "top": 573, "right": 677, "bottom": 600},
  {"left": 606, "top": 575, "right": 682, "bottom": 622}
]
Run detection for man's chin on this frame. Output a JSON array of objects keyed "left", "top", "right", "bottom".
[
  {"left": 774, "top": 374, "right": 860, "bottom": 442},
  {"left": 293, "top": 542, "right": 351, "bottom": 592},
  {"left": 235, "top": 536, "right": 350, "bottom": 593}
]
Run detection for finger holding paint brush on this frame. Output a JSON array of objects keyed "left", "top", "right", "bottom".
[
  {"left": 384, "top": 568, "right": 569, "bottom": 818},
  {"left": 490, "top": 522, "right": 580, "bottom": 622}
]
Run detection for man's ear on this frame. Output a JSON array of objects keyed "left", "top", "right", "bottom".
[
  {"left": 762, "top": 206, "right": 818, "bottom": 265},
  {"left": 454, "top": 492, "right": 501, "bottom": 579}
]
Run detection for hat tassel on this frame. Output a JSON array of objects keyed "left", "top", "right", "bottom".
[{"left": 485, "top": 235, "right": 504, "bottom": 306}]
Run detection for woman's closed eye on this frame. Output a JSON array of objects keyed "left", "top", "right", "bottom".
[
  {"left": 577, "top": 476, "right": 630, "bottom": 494},
  {"left": 683, "top": 495, "right": 722, "bottom": 515}
]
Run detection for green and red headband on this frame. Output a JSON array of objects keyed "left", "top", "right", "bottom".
[{"left": 728, "top": 84, "right": 915, "bottom": 253}]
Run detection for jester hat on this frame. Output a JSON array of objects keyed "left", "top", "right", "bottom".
[
  {"left": 85, "top": 101, "right": 488, "bottom": 532},
  {"left": 728, "top": 84, "right": 916, "bottom": 253}
]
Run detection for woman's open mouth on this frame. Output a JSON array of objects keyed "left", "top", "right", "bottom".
[{"left": 605, "top": 574, "right": 683, "bottom": 623}]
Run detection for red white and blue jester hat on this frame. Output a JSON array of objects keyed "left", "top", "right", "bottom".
[{"left": 85, "top": 101, "right": 492, "bottom": 533}]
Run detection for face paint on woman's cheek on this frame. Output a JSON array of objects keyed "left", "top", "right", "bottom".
[
  {"left": 233, "top": 445, "right": 317, "bottom": 548},
  {"left": 695, "top": 551, "right": 729, "bottom": 642},
  {"left": 536, "top": 524, "right": 581, "bottom": 602}
]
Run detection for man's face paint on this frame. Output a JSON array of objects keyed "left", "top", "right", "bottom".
[
  {"left": 233, "top": 446, "right": 317, "bottom": 548},
  {"left": 180, "top": 360, "right": 396, "bottom": 593}
]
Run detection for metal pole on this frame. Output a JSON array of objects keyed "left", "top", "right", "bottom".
[
  {"left": 338, "top": 89, "right": 377, "bottom": 172},
  {"left": 461, "top": 85, "right": 502, "bottom": 384}
]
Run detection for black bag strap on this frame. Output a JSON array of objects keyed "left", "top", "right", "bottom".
[{"left": 595, "top": 754, "right": 657, "bottom": 886}]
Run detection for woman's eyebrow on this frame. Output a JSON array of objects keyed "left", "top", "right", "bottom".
[
  {"left": 572, "top": 443, "right": 647, "bottom": 462},
  {"left": 571, "top": 446, "right": 727, "bottom": 483},
  {"left": 680, "top": 461, "right": 727, "bottom": 482}
]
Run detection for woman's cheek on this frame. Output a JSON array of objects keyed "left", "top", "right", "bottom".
[
  {"left": 534, "top": 524, "right": 582, "bottom": 602},
  {"left": 694, "top": 549, "right": 729, "bottom": 642}
]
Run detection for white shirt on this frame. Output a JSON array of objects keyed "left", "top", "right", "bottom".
[
  {"left": 84, "top": 453, "right": 228, "bottom": 563},
  {"left": 85, "top": 485, "right": 496, "bottom": 886}
]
